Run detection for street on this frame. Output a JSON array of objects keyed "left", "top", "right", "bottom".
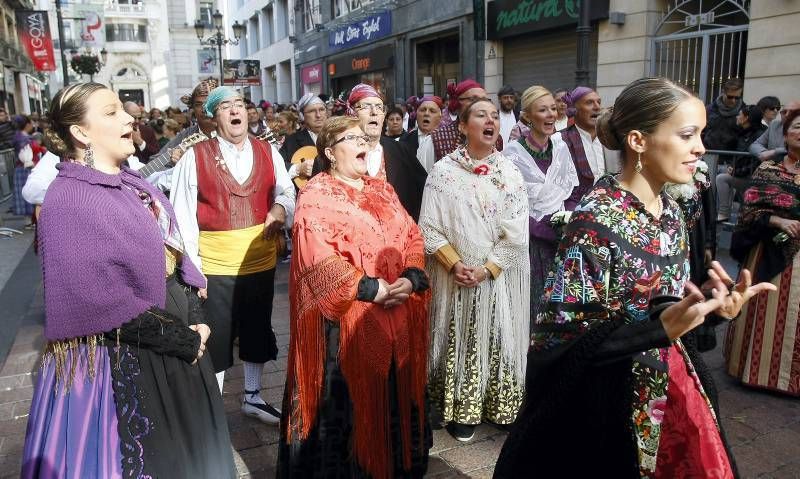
[{"left": 0, "top": 209, "right": 799, "bottom": 478}]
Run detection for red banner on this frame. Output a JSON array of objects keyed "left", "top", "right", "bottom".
[{"left": 16, "top": 11, "right": 56, "bottom": 72}]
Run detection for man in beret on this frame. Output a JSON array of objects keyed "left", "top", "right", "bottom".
[{"left": 170, "top": 86, "right": 295, "bottom": 425}]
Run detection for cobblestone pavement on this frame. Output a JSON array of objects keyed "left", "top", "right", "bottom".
[{"left": 1, "top": 221, "right": 799, "bottom": 478}]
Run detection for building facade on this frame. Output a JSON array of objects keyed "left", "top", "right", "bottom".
[
  {"left": 0, "top": 0, "right": 39, "bottom": 114},
  {"left": 292, "top": 0, "right": 481, "bottom": 102},
  {"left": 594, "top": 0, "right": 798, "bottom": 107},
  {"left": 227, "top": 0, "right": 297, "bottom": 104}
]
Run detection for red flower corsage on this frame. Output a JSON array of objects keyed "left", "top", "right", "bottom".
[{"left": 473, "top": 164, "right": 490, "bottom": 175}]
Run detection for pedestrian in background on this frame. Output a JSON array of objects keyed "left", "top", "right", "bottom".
[
  {"left": 420, "top": 98, "right": 529, "bottom": 442},
  {"left": 727, "top": 108, "right": 800, "bottom": 396},
  {"left": 22, "top": 82, "right": 236, "bottom": 478}
]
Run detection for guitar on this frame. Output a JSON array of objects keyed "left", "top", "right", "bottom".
[
  {"left": 138, "top": 131, "right": 208, "bottom": 178},
  {"left": 289, "top": 145, "right": 318, "bottom": 189}
]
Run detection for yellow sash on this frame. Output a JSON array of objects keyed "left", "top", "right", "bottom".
[{"left": 199, "top": 224, "right": 277, "bottom": 276}]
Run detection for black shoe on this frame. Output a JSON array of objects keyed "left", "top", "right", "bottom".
[{"left": 446, "top": 422, "right": 476, "bottom": 442}]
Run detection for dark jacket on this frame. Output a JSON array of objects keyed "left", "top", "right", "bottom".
[
  {"left": 279, "top": 129, "right": 315, "bottom": 171},
  {"left": 703, "top": 96, "right": 743, "bottom": 152},
  {"left": 0, "top": 121, "right": 15, "bottom": 150},
  {"left": 399, "top": 129, "right": 420, "bottom": 152},
  {"left": 134, "top": 123, "right": 160, "bottom": 164}
]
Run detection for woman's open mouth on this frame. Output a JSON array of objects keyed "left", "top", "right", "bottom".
[{"left": 482, "top": 127, "right": 495, "bottom": 139}]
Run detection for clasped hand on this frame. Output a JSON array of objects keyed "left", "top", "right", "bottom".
[
  {"left": 373, "top": 278, "right": 413, "bottom": 308},
  {"left": 453, "top": 261, "right": 489, "bottom": 288},
  {"left": 660, "top": 261, "right": 776, "bottom": 341}
]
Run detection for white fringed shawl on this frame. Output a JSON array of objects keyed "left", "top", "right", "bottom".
[{"left": 418, "top": 148, "right": 530, "bottom": 394}]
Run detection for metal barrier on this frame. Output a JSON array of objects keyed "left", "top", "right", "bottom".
[
  {"left": 0, "top": 148, "right": 15, "bottom": 202},
  {"left": 703, "top": 149, "right": 756, "bottom": 178}
]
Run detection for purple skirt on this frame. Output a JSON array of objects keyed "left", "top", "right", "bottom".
[{"left": 21, "top": 345, "right": 122, "bottom": 479}]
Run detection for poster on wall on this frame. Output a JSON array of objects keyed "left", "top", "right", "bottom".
[
  {"left": 223, "top": 59, "right": 261, "bottom": 86},
  {"left": 15, "top": 11, "right": 56, "bottom": 71},
  {"left": 74, "top": 4, "right": 105, "bottom": 47},
  {"left": 198, "top": 49, "right": 216, "bottom": 74}
]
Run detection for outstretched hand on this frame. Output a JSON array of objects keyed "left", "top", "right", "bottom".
[{"left": 703, "top": 261, "right": 776, "bottom": 319}]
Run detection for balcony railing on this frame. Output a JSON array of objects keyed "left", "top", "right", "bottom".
[{"left": 105, "top": 1, "right": 148, "bottom": 16}]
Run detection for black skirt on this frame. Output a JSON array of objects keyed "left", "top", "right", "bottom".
[
  {"left": 110, "top": 277, "right": 238, "bottom": 478},
  {"left": 277, "top": 321, "right": 432, "bottom": 479}
]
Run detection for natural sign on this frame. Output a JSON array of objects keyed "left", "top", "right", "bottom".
[
  {"left": 487, "top": 0, "right": 608, "bottom": 39},
  {"left": 329, "top": 11, "right": 392, "bottom": 50}
]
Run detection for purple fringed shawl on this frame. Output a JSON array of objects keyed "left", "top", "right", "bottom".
[{"left": 39, "top": 162, "right": 206, "bottom": 340}]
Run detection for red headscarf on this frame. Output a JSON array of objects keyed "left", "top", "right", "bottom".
[
  {"left": 418, "top": 95, "right": 444, "bottom": 111},
  {"left": 446, "top": 79, "right": 483, "bottom": 113},
  {"left": 347, "top": 84, "right": 381, "bottom": 115}
]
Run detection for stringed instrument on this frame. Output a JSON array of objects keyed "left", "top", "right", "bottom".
[{"left": 289, "top": 145, "right": 318, "bottom": 189}]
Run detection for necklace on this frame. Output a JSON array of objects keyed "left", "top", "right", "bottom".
[{"left": 520, "top": 137, "right": 552, "bottom": 162}]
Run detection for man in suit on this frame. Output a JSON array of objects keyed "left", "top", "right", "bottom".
[
  {"left": 280, "top": 93, "right": 327, "bottom": 184},
  {"left": 400, "top": 95, "right": 443, "bottom": 172},
  {"left": 124, "top": 101, "right": 160, "bottom": 164}
]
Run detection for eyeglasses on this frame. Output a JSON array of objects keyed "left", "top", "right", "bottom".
[
  {"left": 331, "top": 134, "right": 370, "bottom": 146},
  {"left": 217, "top": 100, "right": 246, "bottom": 112},
  {"left": 768, "top": 106, "right": 781, "bottom": 111},
  {"left": 355, "top": 103, "right": 386, "bottom": 113}
]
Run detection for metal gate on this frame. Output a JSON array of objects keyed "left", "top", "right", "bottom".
[{"left": 650, "top": 1, "right": 750, "bottom": 104}]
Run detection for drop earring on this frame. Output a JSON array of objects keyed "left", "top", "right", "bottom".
[
  {"left": 635, "top": 152, "right": 643, "bottom": 173},
  {"left": 84, "top": 144, "right": 95, "bottom": 169}
]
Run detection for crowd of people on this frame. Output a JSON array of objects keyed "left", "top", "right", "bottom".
[{"left": 6, "top": 72, "right": 798, "bottom": 478}]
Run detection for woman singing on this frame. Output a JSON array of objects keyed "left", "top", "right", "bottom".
[
  {"left": 278, "top": 116, "right": 431, "bottom": 478},
  {"left": 21, "top": 83, "right": 236, "bottom": 478}
]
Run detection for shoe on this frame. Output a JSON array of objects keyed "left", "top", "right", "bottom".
[
  {"left": 242, "top": 399, "right": 282, "bottom": 425},
  {"left": 446, "top": 422, "right": 475, "bottom": 442}
]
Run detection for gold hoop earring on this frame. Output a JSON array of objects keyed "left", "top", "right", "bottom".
[{"left": 635, "top": 152, "right": 643, "bottom": 173}]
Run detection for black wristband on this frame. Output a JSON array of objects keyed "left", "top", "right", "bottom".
[
  {"left": 357, "top": 275, "right": 380, "bottom": 301},
  {"left": 400, "top": 267, "right": 430, "bottom": 292}
]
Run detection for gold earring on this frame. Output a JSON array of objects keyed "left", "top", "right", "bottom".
[{"left": 635, "top": 152, "right": 643, "bottom": 173}]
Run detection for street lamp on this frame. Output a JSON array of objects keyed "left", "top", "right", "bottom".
[{"left": 195, "top": 10, "right": 246, "bottom": 84}]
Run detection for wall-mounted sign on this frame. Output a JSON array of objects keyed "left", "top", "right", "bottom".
[
  {"left": 302, "top": 63, "right": 323, "bottom": 84},
  {"left": 487, "top": 0, "right": 608, "bottom": 39},
  {"left": 223, "top": 59, "right": 261, "bottom": 86},
  {"left": 329, "top": 11, "right": 392, "bottom": 51},
  {"left": 74, "top": 4, "right": 105, "bottom": 47},
  {"left": 328, "top": 44, "right": 394, "bottom": 78},
  {"left": 15, "top": 10, "right": 56, "bottom": 71},
  {"left": 198, "top": 49, "right": 216, "bottom": 74}
]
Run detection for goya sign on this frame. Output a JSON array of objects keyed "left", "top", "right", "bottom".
[
  {"left": 487, "top": 0, "right": 608, "bottom": 39},
  {"left": 329, "top": 11, "right": 392, "bottom": 50}
]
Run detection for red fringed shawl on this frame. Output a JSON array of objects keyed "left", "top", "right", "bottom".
[{"left": 284, "top": 172, "right": 430, "bottom": 479}]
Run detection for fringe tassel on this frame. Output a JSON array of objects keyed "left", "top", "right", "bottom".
[
  {"left": 286, "top": 254, "right": 431, "bottom": 479},
  {"left": 41, "top": 334, "right": 105, "bottom": 394}
]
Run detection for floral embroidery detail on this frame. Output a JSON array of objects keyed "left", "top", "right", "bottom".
[
  {"left": 473, "top": 164, "right": 490, "bottom": 175},
  {"left": 534, "top": 176, "right": 718, "bottom": 477}
]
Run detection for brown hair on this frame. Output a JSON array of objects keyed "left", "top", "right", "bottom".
[
  {"left": 45, "top": 82, "right": 107, "bottom": 158},
  {"left": 783, "top": 109, "right": 800, "bottom": 137},
  {"left": 277, "top": 111, "right": 299, "bottom": 132},
  {"left": 316, "top": 116, "right": 363, "bottom": 171},
  {"left": 457, "top": 97, "right": 494, "bottom": 125},
  {"left": 596, "top": 78, "right": 694, "bottom": 162}
]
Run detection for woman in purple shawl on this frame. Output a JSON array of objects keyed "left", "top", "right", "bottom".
[{"left": 21, "top": 83, "right": 236, "bottom": 478}]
